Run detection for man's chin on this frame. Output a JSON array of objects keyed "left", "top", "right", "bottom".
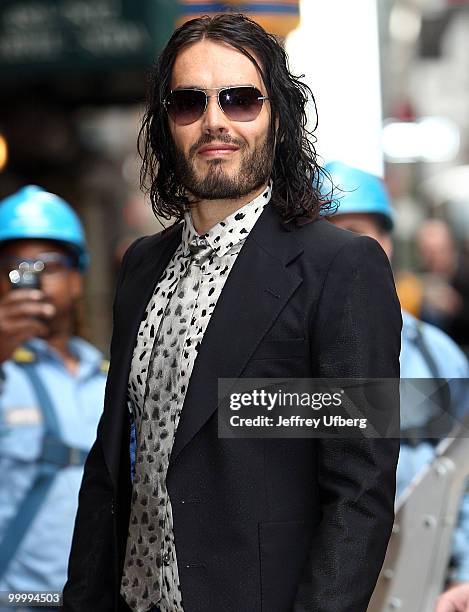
[
  {"left": 196, "top": 159, "right": 233, "bottom": 174},
  {"left": 189, "top": 168, "right": 238, "bottom": 197}
]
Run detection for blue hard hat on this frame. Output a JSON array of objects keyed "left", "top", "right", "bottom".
[
  {"left": 0, "top": 186, "right": 89, "bottom": 270},
  {"left": 321, "top": 161, "right": 394, "bottom": 231}
]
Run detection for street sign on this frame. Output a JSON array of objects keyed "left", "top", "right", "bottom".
[{"left": 0, "top": 0, "right": 178, "bottom": 78}]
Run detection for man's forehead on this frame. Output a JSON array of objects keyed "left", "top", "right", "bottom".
[
  {"left": 0, "top": 239, "right": 69, "bottom": 258},
  {"left": 171, "top": 39, "right": 264, "bottom": 89}
]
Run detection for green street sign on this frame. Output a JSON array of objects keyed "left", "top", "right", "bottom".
[{"left": 0, "top": 0, "right": 179, "bottom": 78}]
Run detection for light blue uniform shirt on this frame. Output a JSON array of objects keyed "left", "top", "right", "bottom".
[
  {"left": 399, "top": 310, "right": 469, "bottom": 580},
  {"left": 0, "top": 337, "right": 106, "bottom": 598},
  {"left": 400, "top": 310, "right": 469, "bottom": 392}
]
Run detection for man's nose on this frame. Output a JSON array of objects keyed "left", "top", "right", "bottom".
[{"left": 201, "top": 94, "right": 230, "bottom": 134}]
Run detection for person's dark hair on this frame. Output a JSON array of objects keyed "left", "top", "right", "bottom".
[
  {"left": 370, "top": 213, "right": 393, "bottom": 235},
  {"left": 138, "top": 13, "right": 335, "bottom": 224}
]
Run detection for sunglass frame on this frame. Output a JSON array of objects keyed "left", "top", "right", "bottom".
[{"left": 163, "top": 85, "right": 269, "bottom": 125}]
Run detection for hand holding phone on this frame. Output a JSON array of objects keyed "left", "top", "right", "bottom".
[
  {"left": 9, "top": 268, "right": 42, "bottom": 290},
  {"left": 0, "top": 288, "right": 55, "bottom": 364}
]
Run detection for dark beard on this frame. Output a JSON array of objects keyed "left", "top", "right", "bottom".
[{"left": 172, "top": 129, "right": 274, "bottom": 200}]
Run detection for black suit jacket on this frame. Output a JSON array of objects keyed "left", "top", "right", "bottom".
[{"left": 63, "top": 203, "right": 402, "bottom": 612}]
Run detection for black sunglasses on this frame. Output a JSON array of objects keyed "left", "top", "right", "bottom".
[{"left": 164, "top": 85, "right": 269, "bottom": 126}]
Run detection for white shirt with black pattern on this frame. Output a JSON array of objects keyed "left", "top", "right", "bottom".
[{"left": 121, "top": 183, "right": 272, "bottom": 612}]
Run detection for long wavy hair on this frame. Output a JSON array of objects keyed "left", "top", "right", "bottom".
[{"left": 138, "top": 13, "right": 335, "bottom": 224}]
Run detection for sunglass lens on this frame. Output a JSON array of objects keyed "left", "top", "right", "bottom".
[
  {"left": 166, "top": 90, "right": 206, "bottom": 125},
  {"left": 220, "top": 87, "right": 264, "bottom": 122}
]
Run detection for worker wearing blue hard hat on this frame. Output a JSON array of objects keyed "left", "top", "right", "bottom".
[
  {"left": 0, "top": 186, "right": 89, "bottom": 271},
  {"left": 323, "top": 160, "right": 395, "bottom": 230},
  {"left": 0, "top": 186, "right": 106, "bottom": 609},
  {"left": 324, "top": 161, "right": 469, "bottom": 585}
]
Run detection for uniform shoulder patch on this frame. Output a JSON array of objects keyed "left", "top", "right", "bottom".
[{"left": 12, "top": 347, "right": 36, "bottom": 364}]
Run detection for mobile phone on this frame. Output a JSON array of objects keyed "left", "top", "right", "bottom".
[{"left": 9, "top": 269, "right": 41, "bottom": 290}]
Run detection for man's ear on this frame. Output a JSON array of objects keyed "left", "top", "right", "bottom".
[
  {"left": 69, "top": 270, "right": 84, "bottom": 301},
  {"left": 380, "top": 233, "right": 394, "bottom": 260}
]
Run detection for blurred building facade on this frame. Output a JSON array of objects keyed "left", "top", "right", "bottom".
[
  {"left": 0, "top": 0, "right": 177, "bottom": 350},
  {"left": 378, "top": 0, "right": 469, "bottom": 352}
]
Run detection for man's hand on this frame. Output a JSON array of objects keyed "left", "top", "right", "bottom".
[
  {"left": 436, "top": 584, "right": 469, "bottom": 612},
  {"left": 0, "top": 290, "right": 55, "bottom": 363}
]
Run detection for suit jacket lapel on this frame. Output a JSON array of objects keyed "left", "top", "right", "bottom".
[
  {"left": 170, "top": 204, "right": 303, "bottom": 467},
  {"left": 102, "top": 226, "right": 183, "bottom": 490}
]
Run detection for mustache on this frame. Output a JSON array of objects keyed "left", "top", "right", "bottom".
[{"left": 189, "top": 134, "right": 245, "bottom": 158}]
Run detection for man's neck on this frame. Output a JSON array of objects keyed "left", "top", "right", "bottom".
[
  {"left": 46, "top": 327, "right": 79, "bottom": 376},
  {"left": 190, "top": 183, "right": 268, "bottom": 235}
]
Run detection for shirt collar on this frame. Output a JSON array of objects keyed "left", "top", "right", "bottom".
[
  {"left": 25, "top": 337, "right": 103, "bottom": 378},
  {"left": 182, "top": 183, "right": 272, "bottom": 258},
  {"left": 401, "top": 309, "right": 419, "bottom": 342}
]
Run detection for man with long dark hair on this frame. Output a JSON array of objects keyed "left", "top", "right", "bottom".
[{"left": 63, "top": 14, "right": 401, "bottom": 612}]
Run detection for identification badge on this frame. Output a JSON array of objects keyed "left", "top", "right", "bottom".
[{"left": 4, "top": 407, "right": 43, "bottom": 426}]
